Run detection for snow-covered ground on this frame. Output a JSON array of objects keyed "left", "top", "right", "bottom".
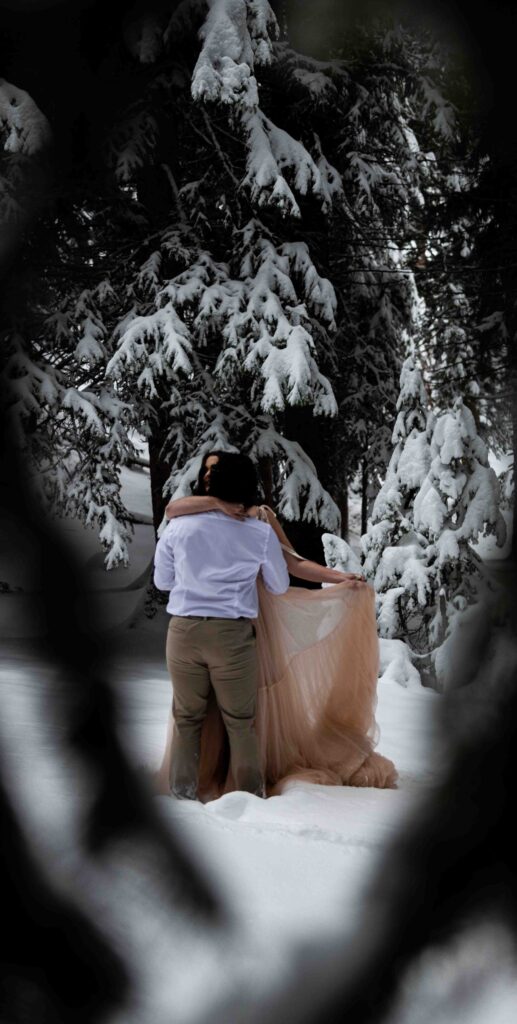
[
  {"left": 112, "top": 608, "right": 443, "bottom": 930},
  {"left": 3, "top": 623, "right": 514, "bottom": 1024},
  {"left": 1, "top": 622, "right": 443, "bottom": 1019}
]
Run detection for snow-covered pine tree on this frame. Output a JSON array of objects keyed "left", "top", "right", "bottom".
[
  {"left": 460, "top": 153, "right": 515, "bottom": 554},
  {"left": 0, "top": 72, "right": 145, "bottom": 566},
  {"left": 2, "top": 5, "right": 481, "bottom": 568},
  {"left": 3, "top": 284, "right": 138, "bottom": 568},
  {"left": 104, "top": 0, "right": 345, "bottom": 539},
  {"left": 361, "top": 355, "right": 433, "bottom": 646},
  {"left": 406, "top": 62, "right": 510, "bottom": 492},
  {"left": 413, "top": 396, "right": 506, "bottom": 647},
  {"left": 315, "top": 21, "right": 461, "bottom": 530},
  {"left": 2, "top": 1, "right": 344, "bottom": 563},
  {"left": 154, "top": 11, "right": 461, "bottom": 537},
  {"left": 0, "top": 79, "right": 134, "bottom": 566},
  {"left": 415, "top": 165, "right": 485, "bottom": 422}
]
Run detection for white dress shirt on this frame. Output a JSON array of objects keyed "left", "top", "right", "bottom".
[{"left": 154, "top": 511, "right": 290, "bottom": 618}]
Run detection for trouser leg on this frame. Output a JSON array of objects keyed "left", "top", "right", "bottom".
[
  {"left": 203, "top": 620, "right": 264, "bottom": 797},
  {"left": 166, "top": 618, "right": 211, "bottom": 799}
]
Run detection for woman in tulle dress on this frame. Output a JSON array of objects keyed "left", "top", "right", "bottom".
[{"left": 153, "top": 451, "right": 397, "bottom": 800}]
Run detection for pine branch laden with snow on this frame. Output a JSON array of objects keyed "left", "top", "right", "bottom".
[
  {"left": 0, "top": 79, "right": 51, "bottom": 239},
  {"left": 191, "top": 0, "right": 342, "bottom": 217},
  {"left": 322, "top": 534, "right": 362, "bottom": 574},
  {"left": 120, "top": 224, "right": 338, "bottom": 417},
  {"left": 251, "top": 425, "right": 340, "bottom": 530},
  {"left": 498, "top": 459, "right": 514, "bottom": 513},
  {"left": 99, "top": 207, "right": 341, "bottom": 530},
  {"left": 192, "top": 0, "right": 276, "bottom": 109},
  {"left": 414, "top": 398, "right": 507, "bottom": 550},
  {"left": 107, "top": 212, "right": 340, "bottom": 526},
  {"left": 361, "top": 355, "right": 434, "bottom": 646},
  {"left": 272, "top": 43, "right": 348, "bottom": 107},
  {"left": 234, "top": 226, "right": 338, "bottom": 414},
  {"left": 240, "top": 110, "right": 341, "bottom": 217},
  {"left": 0, "top": 79, "right": 51, "bottom": 155},
  {"left": 2, "top": 281, "right": 137, "bottom": 570},
  {"left": 107, "top": 305, "right": 193, "bottom": 396},
  {"left": 411, "top": 398, "right": 506, "bottom": 652},
  {"left": 362, "top": 358, "right": 506, "bottom": 660},
  {"left": 363, "top": 356, "right": 432, "bottom": 562},
  {"left": 424, "top": 288, "right": 483, "bottom": 415}
]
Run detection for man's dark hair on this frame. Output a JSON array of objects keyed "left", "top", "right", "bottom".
[{"left": 207, "top": 452, "right": 260, "bottom": 508}]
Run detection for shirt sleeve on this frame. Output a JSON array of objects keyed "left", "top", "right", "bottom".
[
  {"left": 261, "top": 526, "right": 290, "bottom": 595},
  {"left": 153, "top": 523, "right": 176, "bottom": 591}
]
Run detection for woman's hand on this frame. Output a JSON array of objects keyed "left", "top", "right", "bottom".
[
  {"left": 346, "top": 574, "right": 366, "bottom": 588},
  {"left": 215, "top": 499, "right": 247, "bottom": 521},
  {"left": 164, "top": 496, "right": 247, "bottom": 521},
  {"left": 331, "top": 571, "right": 366, "bottom": 586}
]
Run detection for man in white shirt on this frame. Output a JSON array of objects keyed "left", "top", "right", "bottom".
[{"left": 154, "top": 453, "right": 289, "bottom": 800}]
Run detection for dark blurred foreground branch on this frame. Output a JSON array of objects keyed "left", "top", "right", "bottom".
[
  {"left": 0, "top": 401, "right": 222, "bottom": 1022},
  {"left": 0, "top": 769, "right": 128, "bottom": 1024}
]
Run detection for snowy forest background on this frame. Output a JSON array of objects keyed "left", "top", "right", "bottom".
[
  {"left": 2, "top": 2, "right": 517, "bottom": 1024},
  {"left": 1, "top": 0, "right": 515, "bottom": 688}
]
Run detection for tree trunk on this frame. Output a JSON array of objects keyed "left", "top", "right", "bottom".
[
  {"left": 337, "top": 476, "right": 349, "bottom": 540},
  {"left": 361, "top": 458, "right": 369, "bottom": 536},
  {"left": 503, "top": 260, "right": 517, "bottom": 562},
  {"left": 148, "top": 431, "right": 172, "bottom": 537},
  {"left": 511, "top": 343, "right": 517, "bottom": 563},
  {"left": 258, "top": 456, "right": 274, "bottom": 507}
]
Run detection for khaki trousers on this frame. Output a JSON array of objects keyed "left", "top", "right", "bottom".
[{"left": 166, "top": 615, "right": 264, "bottom": 799}]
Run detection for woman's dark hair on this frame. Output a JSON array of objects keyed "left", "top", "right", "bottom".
[
  {"left": 193, "top": 450, "right": 260, "bottom": 507},
  {"left": 191, "top": 450, "right": 227, "bottom": 496}
]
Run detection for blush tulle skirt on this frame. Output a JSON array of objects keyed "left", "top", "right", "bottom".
[{"left": 152, "top": 579, "right": 398, "bottom": 801}]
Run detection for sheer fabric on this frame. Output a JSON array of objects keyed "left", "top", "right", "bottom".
[{"left": 153, "top": 541, "right": 397, "bottom": 800}]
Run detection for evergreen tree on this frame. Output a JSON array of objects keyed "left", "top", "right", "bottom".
[
  {"left": 361, "top": 360, "right": 505, "bottom": 654},
  {"left": 1, "top": 4, "right": 483, "bottom": 568},
  {"left": 413, "top": 396, "right": 506, "bottom": 647},
  {"left": 361, "top": 355, "right": 433, "bottom": 647},
  {"left": 310, "top": 21, "right": 463, "bottom": 530}
]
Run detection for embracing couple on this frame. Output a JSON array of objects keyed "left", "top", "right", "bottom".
[{"left": 153, "top": 451, "right": 397, "bottom": 802}]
